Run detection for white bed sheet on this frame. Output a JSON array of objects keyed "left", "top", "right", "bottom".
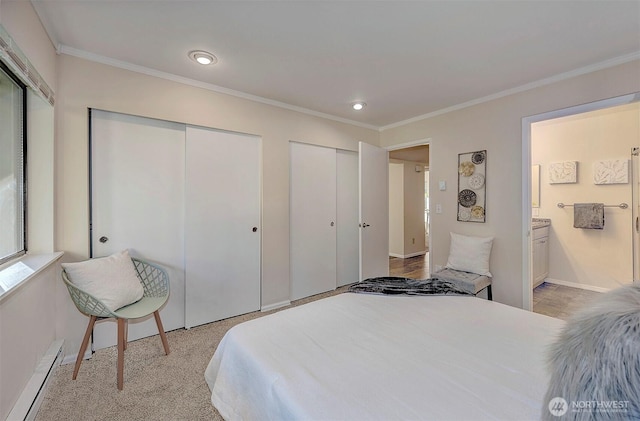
[{"left": 205, "top": 293, "right": 564, "bottom": 420}]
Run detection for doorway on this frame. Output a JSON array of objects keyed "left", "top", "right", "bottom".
[
  {"left": 522, "top": 93, "right": 640, "bottom": 311},
  {"left": 387, "top": 140, "right": 431, "bottom": 277}
]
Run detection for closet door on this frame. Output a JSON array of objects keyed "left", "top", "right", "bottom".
[
  {"left": 185, "top": 126, "right": 261, "bottom": 328},
  {"left": 290, "top": 142, "right": 337, "bottom": 300},
  {"left": 337, "top": 150, "right": 359, "bottom": 286},
  {"left": 90, "top": 110, "right": 186, "bottom": 349}
]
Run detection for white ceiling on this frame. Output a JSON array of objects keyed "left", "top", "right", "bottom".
[{"left": 31, "top": 0, "right": 640, "bottom": 129}]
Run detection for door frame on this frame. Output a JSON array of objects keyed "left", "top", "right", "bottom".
[
  {"left": 385, "top": 138, "right": 432, "bottom": 271},
  {"left": 520, "top": 92, "right": 640, "bottom": 311}
]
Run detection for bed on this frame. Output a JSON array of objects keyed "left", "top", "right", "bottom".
[{"left": 205, "top": 292, "right": 564, "bottom": 420}]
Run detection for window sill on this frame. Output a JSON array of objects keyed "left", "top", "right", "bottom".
[{"left": 0, "top": 252, "right": 64, "bottom": 303}]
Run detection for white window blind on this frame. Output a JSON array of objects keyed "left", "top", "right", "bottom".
[{"left": 0, "top": 24, "right": 54, "bottom": 105}]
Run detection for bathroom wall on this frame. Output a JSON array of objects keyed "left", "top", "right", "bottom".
[{"left": 532, "top": 102, "right": 640, "bottom": 290}]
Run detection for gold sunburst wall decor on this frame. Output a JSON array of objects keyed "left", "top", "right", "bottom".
[{"left": 457, "top": 150, "right": 486, "bottom": 223}]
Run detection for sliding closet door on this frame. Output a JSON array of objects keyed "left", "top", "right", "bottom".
[
  {"left": 184, "top": 126, "right": 261, "bottom": 328},
  {"left": 337, "top": 150, "right": 359, "bottom": 286},
  {"left": 90, "top": 110, "right": 186, "bottom": 349},
  {"left": 359, "top": 142, "right": 390, "bottom": 280},
  {"left": 290, "top": 142, "right": 337, "bottom": 300}
]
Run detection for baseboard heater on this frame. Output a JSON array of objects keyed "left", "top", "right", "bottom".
[{"left": 8, "top": 339, "right": 64, "bottom": 421}]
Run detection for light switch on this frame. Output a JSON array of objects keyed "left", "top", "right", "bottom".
[
  {"left": 435, "top": 204, "right": 442, "bottom": 214},
  {"left": 438, "top": 181, "right": 446, "bottom": 191}
]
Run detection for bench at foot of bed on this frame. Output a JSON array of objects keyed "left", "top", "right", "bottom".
[{"left": 433, "top": 268, "right": 492, "bottom": 300}]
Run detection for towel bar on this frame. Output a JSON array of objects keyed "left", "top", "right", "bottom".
[{"left": 557, "top": 202, "right": 628, "bottom": 209}]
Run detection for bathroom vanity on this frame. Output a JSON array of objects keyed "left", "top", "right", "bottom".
[{"left": 532, "top": 219, "right": 550, "bottom": 288}]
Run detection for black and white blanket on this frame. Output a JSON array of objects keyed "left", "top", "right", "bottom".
[{"left": 348, "top": 276, "right": 472, "bottom": 296}]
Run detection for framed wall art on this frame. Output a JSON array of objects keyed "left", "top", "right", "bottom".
[
  {"left": 593, "top": 159, "right": 628, "bottom": 185},
  {"left": 457, "top": 150, "right": 486, "bottom": 223},
  {"left": 548, "top": 161, "right": 577, "bottom": 184}
]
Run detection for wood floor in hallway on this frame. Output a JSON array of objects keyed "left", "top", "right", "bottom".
[
  {"left": 388, "top": 253, "right": 601, "bottom": 319},
  {"left": 389, "top": 254, "right": 430, "bottom": 279}
]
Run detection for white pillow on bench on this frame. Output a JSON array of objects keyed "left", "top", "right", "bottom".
[{"left": 445, "top": 232, "right": 493, "bottom": 277}]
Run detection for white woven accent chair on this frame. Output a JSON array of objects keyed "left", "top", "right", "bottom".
[{"left": 62, "top": 257, "right": 170, "bottom": 390}]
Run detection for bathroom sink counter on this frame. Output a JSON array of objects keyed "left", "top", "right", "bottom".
[{"left": 532, "top": 218, "right": 551, "bottom": 229}]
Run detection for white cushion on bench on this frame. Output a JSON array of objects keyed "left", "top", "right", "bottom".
[{"left": 433, "top": 268, "right": 491, "bottom": 295}]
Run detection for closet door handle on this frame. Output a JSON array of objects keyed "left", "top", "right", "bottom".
[{"left": 636, "top": 217, "right": 639, "bottom": 233}]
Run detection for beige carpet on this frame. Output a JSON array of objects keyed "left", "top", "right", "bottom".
[{"left": 36, "top": 287, "right": 347, "bottom": 421}]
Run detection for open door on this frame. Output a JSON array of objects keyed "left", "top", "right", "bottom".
[{"left": 359, "top": 142, "right": 389, "bottom": 280}]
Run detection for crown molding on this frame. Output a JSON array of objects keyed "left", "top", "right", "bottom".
[
  {"left": 385, "top": 138, "right": 431, "bottom": 151},
  {"left": 57, "top": 45, "right": 380, "bottom": 131},
  {"left": 380, "top": 51, "right": 640, "bottom": 132},
  {"left": 56, "top": 45, "right": 640, "bottom": 134}
]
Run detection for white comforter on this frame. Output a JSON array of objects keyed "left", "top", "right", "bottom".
[{"left": 205, "top": 293, "right": 564, "bottom": 420}]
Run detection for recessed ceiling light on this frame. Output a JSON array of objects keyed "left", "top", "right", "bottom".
[
  {"left": 352, "top": 102, "right": 366, "bottom": 111},
  {"left": 188, "top": 50, "right": 218, "bottom": 66}
]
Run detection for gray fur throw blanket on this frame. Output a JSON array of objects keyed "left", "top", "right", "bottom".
[
  {"left": 542, "top": 283, "right": 640, "bottom": 420},
  {"left": 348, "top": 277, "right": 471, "bottom": 296}
]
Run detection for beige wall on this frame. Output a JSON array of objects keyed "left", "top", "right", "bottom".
[
  {"left": 55, "top": 54, "right": 380, "bottom": 354},
  {"left": 0, "top": 2, "right": 58, "bottom": 419},
  {"left": 0, "top": 263, "right": 58, "bottom": 420},
  {"left": 532, "top": 103, "right": 639, "bottom": 290},
  {"left": 381, "top": 60, "right": 640, "bottom": 308}
]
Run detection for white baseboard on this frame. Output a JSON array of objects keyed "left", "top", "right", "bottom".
[
  {"left": 389, "top": 250, "right": 426, "bottom": 259},
  {"left": 61, "top": 348, "right": 92, "bottom": 366},
  {"left": 9, "top": 339, "right": 64, "bottom": 421},
  {"left": 261, "top": 300, "right": 290, "bottom": 312},
  {"left": 545, "top": 278, "right": 611, "bottom": 293}
]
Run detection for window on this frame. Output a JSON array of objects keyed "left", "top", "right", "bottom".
[{"left": 0, "top": 62, "right": 26, "bottom": 264}]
